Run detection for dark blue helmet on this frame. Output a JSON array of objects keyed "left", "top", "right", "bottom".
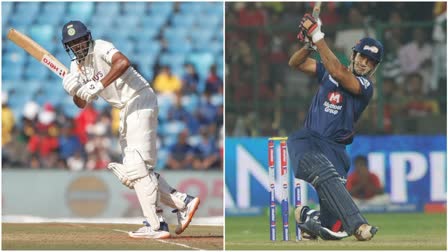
[
  {"left": 352, "top": 37, "right": 384, "bottom": 64},
  {"left": 61, "top": 20, "right": 91, "bottom": 45}
]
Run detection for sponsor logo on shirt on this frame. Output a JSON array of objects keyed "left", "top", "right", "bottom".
[{"left": 324, "top": 91, "right": 343, "bottom": 115}]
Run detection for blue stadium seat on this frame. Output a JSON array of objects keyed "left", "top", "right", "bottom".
[
  {"left": 95, "top": 2, "right": 120, "bottom": 16},
  {"left": 135, "top": 40, "right": 161, "bottom": 54},
  {"left": 163, "top": 27, "right": 188, "bottom": 42},
  {"left": 149, "top": 2, "right": 174, "bottom": 15},
  {"left": 24, "top": 65, "right": 48, "bottom": 81},
  {"left": 157, "top": 94, "right": 174, "bottom": 122},
  {"left": 202, "top": 2, "right": 223, "bottom": 15},
  {"left": 157, "top": 147, "right": 169, "bottom": 169},
  {"left": 188, "top": 134, "right": 201, "bottom": 147},
  {"left": 163, "top": 135, "right": 178, "bottom": 149},
  {"left": 167, "top": 40, "right": 192, "bottom": 54},
  {"left": 211, "top": 94, "right": 223, "bottom": 106},
  {"left": 29, "top": 24, "right": 55, "bottom": 45},
  {"left": 131, "top": 28, "right": 159, "bottom": 42},
  {"left": 190, "top": 28, "right": 214, "bottom": 44},
  {"left": 178, "top": 2, "right": 203, "bottom": 14},
  {"left": 2, "top": 81, "right": 14, "bottom": 93},
  {"left": 196, "top": 15, "right": 221, "bottom": 29},
  {"left": 9, "top": 12, "right": 36, "bottom": 27},
  {"left": 41, "top": 2, "right": 66, "bottom": 15},
  {"left": 160, "top": 120, "right": 186, "bottom": 136},
  {"left": 141, "top": 15, "right": 168, "bottom": 31},
  {"left": 139, "top": 68, "right": 154, "bottom": 81},
  {"left": 35, "top": 15, "right": 63, "bottom": 25},
  {"left": 113, "top": 15, "right": 140, "bottom": 28},
  {"left": 15, "top": 2, "right": 40, "bottom": 17},
  {"left": 187, "top": 52, "right": 214, "bottom": 79},
  {"left": 123, "top": 2, "right": 148, "bottom": 15},
  {"left": 2, "top": 65, "right": 23, "bottom": 80},
  {"left": 181, "top": 94, "right": 200, "bottom": 114},
  {"left": 3, "top": 52, "right": 26, "bottom": 68},
  {"left": 172, "top": 15, "right": 196, "bottom": 28},
  {"left": 67, "top": 2, "right": 94, "bottom": 21},
  {"left": 2, "top": 2, "right": 13, "bottom": 17},
  {"left": 159, "top": 53, "right": 186, "bottom": 68},
  {"left": 90, "top": 15, "right": 114, "bottom": 30}
]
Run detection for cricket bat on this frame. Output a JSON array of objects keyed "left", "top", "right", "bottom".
[
  {"left": 312, "top": 2, "right": 321, "bottom": 18},
  {"left": 7, "top": 28, "right": 86, "bottom": 108}
]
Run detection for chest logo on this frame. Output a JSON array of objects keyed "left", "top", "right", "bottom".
[{"left": 327, "top": 91, "right": 343, "bottom": 105}]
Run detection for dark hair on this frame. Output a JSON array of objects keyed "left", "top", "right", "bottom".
[{"left": 354, "top": 155, "right": 368, "bottom": 166}]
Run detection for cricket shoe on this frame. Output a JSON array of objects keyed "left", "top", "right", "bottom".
[
  {"left": 173, "top": 195, "right": 200, "bottom": 235},
  {"left": 295, "top": 206, "right": 348, "bottom": 240},
  {"left": 354, "top": 224, "right": 378, "bottom": 241},
  {"left": 295, "top": 205, "right": 319, "bottom": 240},
  {"left": 128, "top": 221, "right": 170, "bottom": 239}
]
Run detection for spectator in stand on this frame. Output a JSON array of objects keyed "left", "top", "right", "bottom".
[
  {"left": 153, "top": 66, "right": 182, "bottom": 94},
  {"left": 27, "top": 106, "right": 60, "bottom": 167},
  {"left": 319, "top": 2, "right": 342, "bottom": 26},
  {"left": 85, "top": 123, "right": 111, "bottom": 170},
  {"left": 205, "top": 65, "right": 223, "bottom": 94},
  {"left": 335, "top": 7, "right": 376, "bottom": 57},
  {"left": 402, "top": 73, "right": 440, "bottom": 117},
  {"left": 58, "top": 121, "right": 83, "bottom": 161},
  {"left": 346, "top": 156, "right": 384, "bottom": 200},
  {"left": 74, "top": 103, "right": 98, "bottom": 144},
  {"left": 238, "top": 2, "right": 267, "bottom": 27},
  {"left": 182, "top": 63, "right": 199, "bottom": 94},
  {"left": 67, "top": 151, "right": 85, "bottom": 171},
  {"left": 197, "top": 91, "right": 218, "bottom": 127},
  {"left": 166, "top": 129, "right": 195, "bottom": 170},
  {"left": 398, "top": 28, "right": 433, "bottom": 91},
  {"left": 193, "top": 126, "right": 220, "bottom": 170},
  {"left": 382, "top": 78, "right": 405, "bottom": 133},
  {"left": 168, "top": 92, "right": 191, "bottom": 121},
  {"left": 2, "top": 92, "right": 15, "bottom": 147}
]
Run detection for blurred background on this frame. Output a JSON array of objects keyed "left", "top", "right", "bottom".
[
  {"left": 2, "top": 2, "right": 223, "bottom": 225},
  {"left": 225, "top": 2, "right": 446, "bottom": 245}
]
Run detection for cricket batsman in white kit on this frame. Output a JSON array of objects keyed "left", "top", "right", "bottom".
[{"left": 60, "top": 20, "right": 200, "bottom": 239}]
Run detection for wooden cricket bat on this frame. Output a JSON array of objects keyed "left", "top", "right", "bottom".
[
  {"left": 312, "top": 2, "right": 321, "bottom": 18},
  {"left": 7, "top": 28, "right": 86, "bottom": 108},
  {"left": 7, "top": 28, "right": 68, "bottom": 79}
]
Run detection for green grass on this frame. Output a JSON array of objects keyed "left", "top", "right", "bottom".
[
  {"left": 3, "top": 223, "right": 223, "bottom": 250},
  {"left": 225, "top": 213, "right": 447, "bottom": 250}
]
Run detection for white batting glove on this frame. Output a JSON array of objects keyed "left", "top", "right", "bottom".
[
  {"left": 300, "top": 13, "right": 325, "bottom": 43},
  {"left": 62, "top": 72, "right": 81, "bottom": 96},
  {"left": 76, "top": 80, "right": 104, "bottom": 103}
]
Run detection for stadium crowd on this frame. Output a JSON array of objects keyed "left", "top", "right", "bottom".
[
  {"left": 2, "top": 2, "right": 223, "bottom": 170},
  {"left": 226, "top": 2, "right": 446, "bottom": 136}
]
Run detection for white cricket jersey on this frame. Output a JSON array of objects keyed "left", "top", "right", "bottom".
[{"left": 70, "top": 39, "right": 156, "bottom": 109}]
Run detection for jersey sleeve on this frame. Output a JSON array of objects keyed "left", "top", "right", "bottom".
[
  {"left": 95, "top": 40, "right": 120, "bottom": 64},
  {"left": 355, "top": 76, "right": 373, "bottom": 99},
  {"left": 316, "top": 62, "right": 326, "bottom": 84}
]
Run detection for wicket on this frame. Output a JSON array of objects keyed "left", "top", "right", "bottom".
[{"left": 268, "top": 137, "right": 302, "bottom": 241}]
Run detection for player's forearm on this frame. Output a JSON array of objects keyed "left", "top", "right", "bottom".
[
  {"left": 100, "top": 57, "right": 130, "bottom": 88},
  {"left": 315, "top": 39, "right": 345, "bottom": 78},
  {"left": 288, "top": 47, "right": 312, "bottom": 68}
]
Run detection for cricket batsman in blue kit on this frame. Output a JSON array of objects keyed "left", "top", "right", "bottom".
[{"left": 287, "top": 13, "right": 383, "bottom": 241}]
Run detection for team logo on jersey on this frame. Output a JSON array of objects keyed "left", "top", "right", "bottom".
[{"left": 327, "top": 91, "right": 343, "bottom": 105}]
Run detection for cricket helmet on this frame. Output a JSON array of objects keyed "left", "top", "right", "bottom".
[
  {"left": 61, "top": 20, "right": 91, "bottom": 44},
  {"left": 352, "top": 37, "right": 384, "bottom": 63},
  {"left": 61, "top": 20, "right": 92, "bottom": 61}
]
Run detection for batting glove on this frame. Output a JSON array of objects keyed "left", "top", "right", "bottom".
[
  {"left": 62, "top": 72, "right": 82, "bottom": 96},
  {"left": 297, "top": 30, "right": 317, "bottom": 51},
  {"left": 300, "top": 13, "right": 325, "bottom": 43},
  {"left": 76, "top": 80, "right": 104, "bottom": 103}
]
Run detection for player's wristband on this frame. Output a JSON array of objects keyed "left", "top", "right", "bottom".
[{"left": 311, "top": 31, "right": 325, "bottom": 43}]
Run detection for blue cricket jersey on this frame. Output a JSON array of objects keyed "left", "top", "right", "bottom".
[{"left": 304, "top": 62, "right": 374, "bottom": 144}]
